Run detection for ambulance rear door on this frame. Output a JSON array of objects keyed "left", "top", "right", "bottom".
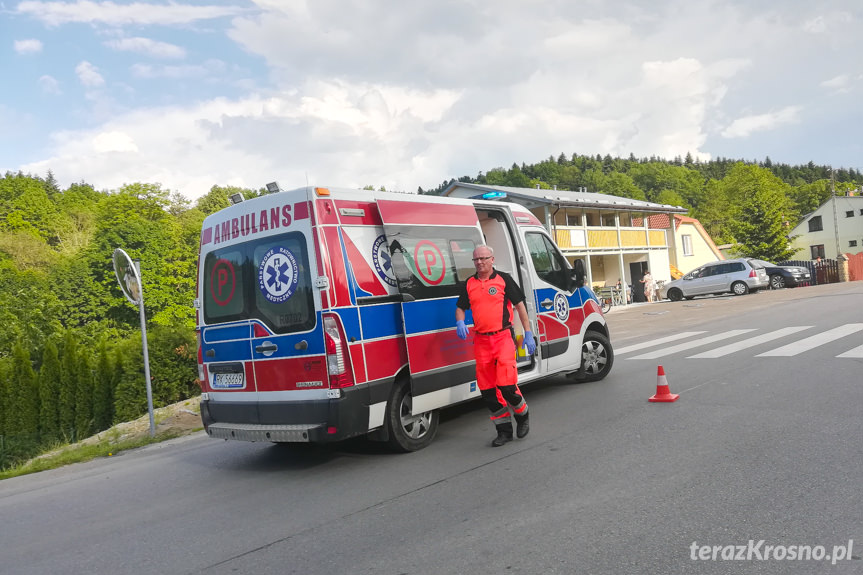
[
  {"left": 376, "top": 197, "right": 484, "bottom": 412},
  {"left": 199, "top": 192, "right": 328, "bottom": 424}
]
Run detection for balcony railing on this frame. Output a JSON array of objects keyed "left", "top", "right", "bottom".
[{"left": 554, "top": 226, "right": 667, "bottom": 250}]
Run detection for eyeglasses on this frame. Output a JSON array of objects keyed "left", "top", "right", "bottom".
[{"left": 472, "top": 256, "right": 493, "bottom": 262}]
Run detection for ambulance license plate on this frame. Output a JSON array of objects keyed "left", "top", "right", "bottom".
[{"left": 213, "top": 372, "right": 244, "bottom": 389}]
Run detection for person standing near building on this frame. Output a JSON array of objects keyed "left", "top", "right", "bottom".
[
  {"left": 641, "top": 270, "right": 656, "bottom": 303},
  {"left": 455, "top": 245, "right": 536, "bottom": 447}
]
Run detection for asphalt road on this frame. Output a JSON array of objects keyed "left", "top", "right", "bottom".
[{"left": 1, "top": 282, "right": 861, "bottom": 575}]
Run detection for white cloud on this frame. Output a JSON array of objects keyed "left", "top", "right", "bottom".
[
  {"left": 131, "top": 59, "right": 227, "bottom": 79},
  {"left": 721, "top": 106, "right": 802, "bottom": 138},
  {"left": 821, "top": 74, "right": 850, "bottom": 93},
  {"left": 39, "top": 75, "right": 61, "bottom": 94},
  {"left": 92, "top": 130, "right": 138, "bottom": 153},
  {"left": 104, "top": 37, "right": 186, "bottom": 59},
  {"left": 14, "top": 39, "right": 43, "bottom": 54},
  {"left": 76, "top": 61, "right": 104, "bottom": 87},
  {"left": 16, "top": 0, "right": 247, "bottom": 27}
]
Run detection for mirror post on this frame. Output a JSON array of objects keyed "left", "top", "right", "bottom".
[{"left": 134, "top": 260, "right": 156, "bottom": 438}]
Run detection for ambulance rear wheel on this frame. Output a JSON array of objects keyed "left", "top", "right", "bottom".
[
  {"left": 386, "top": 381, "right": 439, "bottom": 452},
  {"left": 573, "top": 330, "right": 614, "bottom": 383}
]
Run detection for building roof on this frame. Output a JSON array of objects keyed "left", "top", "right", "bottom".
[{"left": 442, "top": 182, "right": 689, "bottom": 214}]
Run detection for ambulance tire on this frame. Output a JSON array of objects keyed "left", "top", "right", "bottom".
[
  {"left": 386, "top": 381, "right": 439, "bottom": 452},
  {"left": 572, "top": 330, "right": 614, "bottom": 383}
]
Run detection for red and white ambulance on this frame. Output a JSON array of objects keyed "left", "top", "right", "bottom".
[{"left": 196, "top": 185, "right": 613, "bottom": 451}]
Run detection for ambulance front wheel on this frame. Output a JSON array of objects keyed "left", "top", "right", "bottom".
[
  {"left": 386, "top": 381, "right": 439, "bottom": 452},
  {"left": 573, "top": 330, "right": 614, "bottom": 383}
]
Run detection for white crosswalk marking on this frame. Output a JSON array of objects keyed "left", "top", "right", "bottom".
[
  {"left": 615, "top": 332, "right": 707, "bottom": 355},
  {"left": 837, "top": 343, "right": 863, "bottom": 358},
  {"left": 756, "top": 323, "right": 863, "bottom": 357},
  {"left": 627, "top": 330, "right": 756, "bottom": 360},
  {"left": 687, "top": 326, "right": 813, "bottom": 358}
]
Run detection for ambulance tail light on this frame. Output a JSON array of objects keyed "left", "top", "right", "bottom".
[
  {"left": 323, "top": 313, "right": 354, "bottom": 388},
  {"left": 196, "top": 329, "right": 206, "bottom": 389}
]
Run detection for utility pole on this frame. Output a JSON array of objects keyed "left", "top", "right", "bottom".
[{"left": 830, "top": 168, "right": 840, "bottom": 259}]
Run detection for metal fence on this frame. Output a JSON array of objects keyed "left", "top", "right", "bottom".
[{"left": 776, "top": 259, "right": 839, "bottom": 285}]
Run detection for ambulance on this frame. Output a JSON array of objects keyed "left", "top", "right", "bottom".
[{"left": 196, "top": 185, "right": 614, "bottom": 451}]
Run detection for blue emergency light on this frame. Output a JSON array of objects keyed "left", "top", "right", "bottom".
[{"left": 469, "top": 191, "right": 507, "bottom": 200}]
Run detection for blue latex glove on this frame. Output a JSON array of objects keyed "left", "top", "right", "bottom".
[
  {"left": 523, "top": 331, "right": 536, "bottom": 355},
  {"left": 456, "top": 320, "right": 469, "bottom": 340}
]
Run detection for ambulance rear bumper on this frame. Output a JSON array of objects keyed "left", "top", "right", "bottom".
[
  {"left": 205, "top": 422, "right": 319, "bottom": 442},
  {"left": 199, "top": 386, "right": 371, "bottom": 443}
]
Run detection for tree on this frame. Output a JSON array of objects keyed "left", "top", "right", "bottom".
[
  {"left": 38, "top": 339, "right": 62, "bottom": 440},
  {"left": 59, "top": 332, "right": 79, "bottom": 438},
  {"left": 722, "top": 164, "right": 797, "bottom": 261},
  {"left": 75, "top": 351, "right": 94, "bottom": 438},
  {"left": 8, "top": 341, "right": 38, "bottom": 437},
  {"left": 93, "top": 339, "right": 116, "bottom": 431}
]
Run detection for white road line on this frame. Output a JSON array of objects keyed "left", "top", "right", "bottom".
[
  {"left": 756, "top": 324, "right": 863, "bottom": 357},
  {"left": 687, "top": 326, "right": 813, "bottom": 358},
  {"left": 615, "top": 331, "right": 707, "bottom": 355},
  {"left": 627, "top": 330, "right": 757, "bottom": 360},
  {"left": 836, "top": 343, "right": 863, "bottom": 358}
]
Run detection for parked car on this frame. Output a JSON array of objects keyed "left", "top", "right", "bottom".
[
  {"left": 749, "top": 259, "right": 811, "bottom": 289},
  {"left": 660, "top": 258, "right": 769, "bottom": 301}
]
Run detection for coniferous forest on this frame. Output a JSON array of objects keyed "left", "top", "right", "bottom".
[{"left": 1, "top": 153, "right": 861, "bottom": 468}]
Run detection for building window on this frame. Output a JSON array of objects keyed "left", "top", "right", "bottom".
[
  {"left": 566, "top": 213, "right": 581, "bottom": 226},
  {"left": 810, "top": 245, "right": 825, "bottom": 259},
  {"left": 808, "top": 216, "right": 823, "bottom": 232},
  {"left": 602, "top": 214, "right": 616, "bottom": 227},
  {"left": 681, "top": 234, "right": 693, "bottom": 256},
  {"left": 846, "top": 210, "right": 855, "bottom": 218},
  {"left": 850, "top": 240, "right": 858, "bottom": 247}
]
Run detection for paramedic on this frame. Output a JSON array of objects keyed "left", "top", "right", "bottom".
[{"left": 455, "top": 245, "right": 537, "bottom": 447}]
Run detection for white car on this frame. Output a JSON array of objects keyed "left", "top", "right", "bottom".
[{"left": 661, "top": 258, "right": 769, "bottom": 301}]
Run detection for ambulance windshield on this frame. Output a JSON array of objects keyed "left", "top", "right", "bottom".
[{"left": 202, "top": 232, "right": 315, "bottom": 333}]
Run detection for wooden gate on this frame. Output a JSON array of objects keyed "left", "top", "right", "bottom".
[{"left": 845, "top": 252, "right": 863, "bottom": 282}]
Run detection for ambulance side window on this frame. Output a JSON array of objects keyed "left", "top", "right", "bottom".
[
  {"left": 526, "top": 232, "right": 569, "bottom": 291},
  {"left": 387, "top": 227, "right": 479, "bottom": 300}
]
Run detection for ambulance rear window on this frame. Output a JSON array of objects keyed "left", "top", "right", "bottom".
[{"left": 202, "top": 232, "right": 315, "bottom": 333}]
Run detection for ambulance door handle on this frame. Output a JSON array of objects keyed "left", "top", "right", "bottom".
[
  {"left": 294, "top": 340, "right": 308, "bottom": 350},
  {"left": 255, "top": 343, "right": 278, "bottom": 353},
  {"left": 541, "top": 298, "right": 553, "bottom": 309}
]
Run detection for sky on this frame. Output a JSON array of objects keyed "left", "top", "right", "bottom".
[{"left": 2, "top": 1, "right": 862, "bottom": 201}]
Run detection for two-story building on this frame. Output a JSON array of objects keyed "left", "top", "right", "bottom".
[
  {"left": 442, "top": 182, "right": 694, "bottom": 296},
  {"left": 788, "top": 193, "right": 863, "bottom": 260}
]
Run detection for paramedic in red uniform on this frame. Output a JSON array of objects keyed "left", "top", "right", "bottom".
[{"left": 455, "top": 245, "right": 536, "bottom": 447}]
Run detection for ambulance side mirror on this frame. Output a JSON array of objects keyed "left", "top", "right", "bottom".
[{"left": 570, "top": 260, "right": 585, "bottom": 290}]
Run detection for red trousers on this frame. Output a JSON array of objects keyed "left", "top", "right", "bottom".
[{"left": 474, "top": 331, "right": 527, "bottom": 428}]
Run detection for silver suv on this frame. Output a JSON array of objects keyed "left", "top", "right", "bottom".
[{"left": 661, "top": 258, "right": 769, "bottom": 301}]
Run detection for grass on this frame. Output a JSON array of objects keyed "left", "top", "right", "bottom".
[
  {"left": 0, "top": 428, "right": 196, "bottom": 480},
  {"left": 0, "top": 397, "right": 204, "bottom": 480}
]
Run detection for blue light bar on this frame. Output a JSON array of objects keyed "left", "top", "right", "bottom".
[{"left": 481, "top": 191, "right": 507, "bottom": 199}]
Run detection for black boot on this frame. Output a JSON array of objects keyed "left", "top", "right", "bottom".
[
  {"left": 491, "top": 423, "right": 513, "bottom": 447},
  {"left": 515, "top": 412, "right": 530, "bottom": 439}
]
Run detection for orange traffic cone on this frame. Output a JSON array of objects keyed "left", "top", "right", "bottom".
[{"left": 648, "top": 365, "right": 679, "bottom": 402}]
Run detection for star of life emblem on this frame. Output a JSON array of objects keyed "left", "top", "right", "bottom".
[
  {"left": 373, "top": 235, "right": 397, "bottom": 287},
  {"left": 258, "top": 246, "right": 299, "bottom": 303},
  {"left": 553, "top": 292, "right": 569, "bottom": 321}
]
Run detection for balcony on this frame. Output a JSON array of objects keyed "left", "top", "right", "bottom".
[{"left": 554, "top": 226, "right": 668, "bottom": 251}]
